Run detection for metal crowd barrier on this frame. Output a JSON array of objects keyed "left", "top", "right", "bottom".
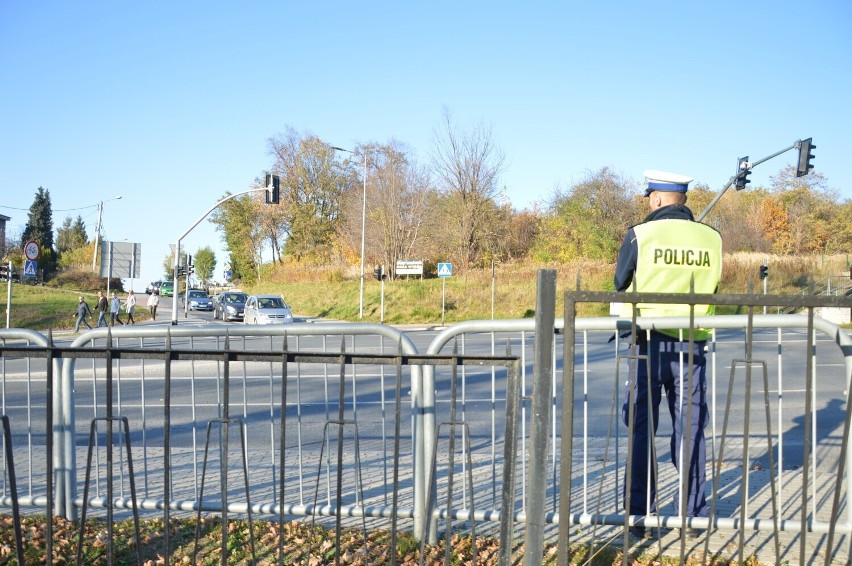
[{"left": 1, "top": 278, "right": 851, "bottom": 565}]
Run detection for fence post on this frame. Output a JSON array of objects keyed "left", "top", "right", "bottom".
[{"left": 525, "top": 269, "right": 556, "bottom": 565}]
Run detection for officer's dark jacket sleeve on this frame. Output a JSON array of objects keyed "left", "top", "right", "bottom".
[{"left": 614, "top": 227, "right": 637, "bottom": 292}]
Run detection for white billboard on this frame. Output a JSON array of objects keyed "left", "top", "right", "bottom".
[{"left": 395, "top": 260, "right": 424, "bottom": 276}]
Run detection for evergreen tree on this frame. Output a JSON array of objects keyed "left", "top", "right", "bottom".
[
  {"left": 22, "top": 187, "right": 54, "bottom": 261},
  {"left": 56, "top": 215, "right": 88, "bottom": 255}
]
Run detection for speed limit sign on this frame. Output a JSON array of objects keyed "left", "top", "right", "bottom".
[{"left": 24, "top": 240, "right": 40, "bottom": 261}]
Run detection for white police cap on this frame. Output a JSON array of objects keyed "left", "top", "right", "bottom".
[{"left": 643, "top": 170, "right": 693, "bottom": 197}]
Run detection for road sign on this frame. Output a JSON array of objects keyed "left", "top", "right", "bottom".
[
  {"left": 24, "top": 260, "right": 37, "bottom": 278},
  {"left": 437, "top": 262, "right": 453, "bottom": 277},
  {"left": 99, "top": 241, "right": 142, "bottom": 279},
  {"left": 396, "top": 260, "right": 424, "bottom": 276},
  {"left": 24, "top": 240, "right": 40, "bottom": 261}
]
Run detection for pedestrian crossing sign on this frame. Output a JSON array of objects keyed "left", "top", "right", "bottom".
[
  {"left": 24, "top": 260, "right": 37, "bottom": 278},
  {"left": 437, "top": 262, "right": 453, "bottom": 277}
]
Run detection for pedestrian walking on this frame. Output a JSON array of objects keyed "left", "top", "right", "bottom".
[
  {"left": 615, "top": 170, "right": 723, "bottom": 540},
  {"left": 74, "top": 296, "right": 93, "bottom": 333},
  {"left": 147, "top": 289, "right": 160, "bottom": 320},
  {"left": 95, "top": 290, "right": 109, "bottom": 328},
  {"left": 110, "top": 291, "right": 124, "bottom": 326},
  {"left": 125, "top": 289, "right": 137, "bottom": 325}
]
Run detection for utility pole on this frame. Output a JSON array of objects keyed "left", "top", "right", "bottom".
[{"left": 91, "top": 201, "right": 103, "bottom": 271}]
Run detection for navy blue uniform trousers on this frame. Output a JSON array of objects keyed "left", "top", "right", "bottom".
[{"left": 623, "top": 331, "right": 709, "bottom": 518}]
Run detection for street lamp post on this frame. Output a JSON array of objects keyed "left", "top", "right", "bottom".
[
  {"left": 92, "top": 195, "right": 123, "bottom": 272},
  {"left": 331, "top": 146, "right": 368, "bottom": 319}
]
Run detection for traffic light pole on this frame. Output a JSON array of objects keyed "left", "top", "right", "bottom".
[
  {"left": 697, "top": 139, "right": 811, "bottom": 223},
  {"left": 171, "top": 186, "right": 273, "bottom": 325}
]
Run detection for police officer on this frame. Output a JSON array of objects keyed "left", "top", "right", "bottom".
[{"left": 614, "top": 171, "right": 722, "bottom": 537}]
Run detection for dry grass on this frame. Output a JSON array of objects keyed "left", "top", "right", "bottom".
[{"left": 245, "top": 255, "right": 851, "bottom": 325}]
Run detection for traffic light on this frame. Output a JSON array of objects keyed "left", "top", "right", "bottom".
[
  {"left": 796, "top": 138, "right": 816, "bottom": 178},
  {"left": 373, "top": 266, "right": 383, "bottom": 280},
  {"left": 759, "top": 265, "right": 768, "bottom": 280},
  {"left": 188, "top": 255, "right": 195, "bottom": 276},
  {"left": 265, "top": 174, "right": 280, "bottom": 204},
  {"left": 735, "top": 156, "right": 751, "bottom": 190}
]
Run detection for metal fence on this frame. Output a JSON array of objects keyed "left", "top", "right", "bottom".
[{"left": 1, "top": 279, "right": 851, "bottom": 564}]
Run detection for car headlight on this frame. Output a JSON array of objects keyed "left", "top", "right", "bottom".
[{"left": 225, "top": 305, "right": 236, "bottom": 313}]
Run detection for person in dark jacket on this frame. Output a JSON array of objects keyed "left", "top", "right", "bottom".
[
  {"left": 95, "top": 290, "right": 109, "bottom": 328},
  {"left": 615, "top": 170, "right": 722, "bottom": 540},
  {"left": 74, "top": 296, "right": 93, "bottom": 333}
]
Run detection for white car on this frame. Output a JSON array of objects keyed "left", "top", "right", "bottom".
[{"left": 243, "top": 294, "right": 294, "bottom": 324}]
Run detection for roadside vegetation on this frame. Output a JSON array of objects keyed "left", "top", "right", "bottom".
[
  {"left": 4, "top": 253, "right": 849, "bottom": 331},
  {"left": 245, "top": 253, "right": 851, "bottom": 325}
]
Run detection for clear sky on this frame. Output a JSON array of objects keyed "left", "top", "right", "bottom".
[{"left": 2, "top": 1, "right": 850, "bottom": 289}]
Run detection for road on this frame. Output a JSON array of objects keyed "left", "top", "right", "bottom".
[{"left": 5, "top": 318, "right": 847, "bottom": 472}]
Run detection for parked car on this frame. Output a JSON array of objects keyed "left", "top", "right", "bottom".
[
  {"left": 159, "top": 281, "right": 175, "bottom": 297},
  {"left": 213, "top": 290, "right": 249, "bottom": 321},
  {"left": 146, "top": 281, "right": 162, "bottom": 295},
  {"left": 243, "top": 294, "right": 294, "bottom": 325},
  {"left": 181, "top": 289, "right": 213, "bottom": 311}
]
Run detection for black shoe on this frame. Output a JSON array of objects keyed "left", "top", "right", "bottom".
[{"left": 682, "top": 527, "right": 700, "bottom": 539}]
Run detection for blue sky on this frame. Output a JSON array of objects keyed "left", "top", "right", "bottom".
[{"left": 2, "top": 1, "right": 850, "bottom": 288}]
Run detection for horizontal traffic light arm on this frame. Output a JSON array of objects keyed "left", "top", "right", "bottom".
[
  {"left": 696, "top": 138, "right": 812, "bottom": 222},
  {"left": 171, "top": 182, "right": 280, "bottom": 325}
]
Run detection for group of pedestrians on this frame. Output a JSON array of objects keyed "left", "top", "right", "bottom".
[{"left": 73, "top": 289, "right": 148, "bottom": 332}]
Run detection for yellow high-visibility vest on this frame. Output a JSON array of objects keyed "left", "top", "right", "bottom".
[{"left": 625, "top": 219, "right": 722, "bottom": 340}]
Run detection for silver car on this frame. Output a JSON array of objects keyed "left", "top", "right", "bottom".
[{"left": 243, "top": 294, "right": 294, "bottom": 324}]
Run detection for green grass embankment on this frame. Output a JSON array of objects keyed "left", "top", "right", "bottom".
[{"left": 3, "top": 254, "right": 849, "bottom": 331}]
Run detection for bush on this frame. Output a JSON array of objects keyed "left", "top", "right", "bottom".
[{"left": 46, "top": 268, "right": 124, "bottom": 293}]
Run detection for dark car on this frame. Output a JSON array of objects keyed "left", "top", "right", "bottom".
[
  {"left": 146, "top": 281, "right": 163, "bottom": 295},
  {"left": 213, "top": 290, "right": 249, "bottom": 321}
]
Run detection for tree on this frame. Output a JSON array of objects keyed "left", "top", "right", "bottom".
[
  {"left": 22, "top": 186, "right": 55, "bottom": 267},
  {"left": 336, "top": 140, "right": 435, "bottom": 277},
  {"left": 193, "top": 246, "right": 216, "bottom": 284},
  {"left": 268, "top": 128, "right": 352, "bottom": 263},
  {"left": 431, "top": 108, "right": 505, "bottom": 269},
  {"left": 56, "top": 215, "right": 88, "bottom": 255},
  {"left": 209, "top": 193, "right": 264, "bottom": 284},
  {"left": 769, "top": 166, "right": 836, "bottom": 254},
  {"left": 494, "top": 205, "right": 540, "bottom": 261},
  {"left": 162, "top": 251, "right": 176, "bottom": 280},
  {"left": 689, "top": 184, "right": 771, "bottom": 253},
  {"left": 531, "top": 168, "right": 643, "bottom": 263}
]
